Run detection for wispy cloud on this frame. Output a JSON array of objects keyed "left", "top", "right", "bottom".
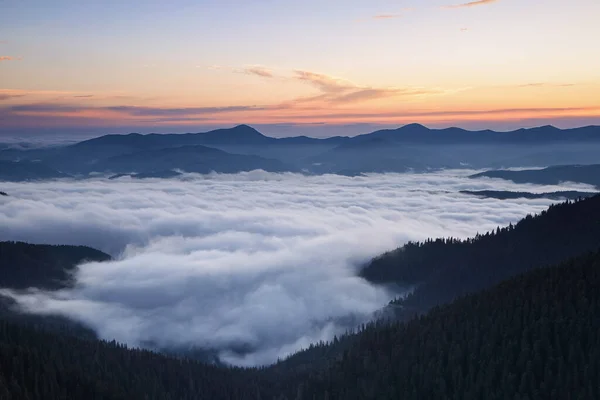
[
  {"left": 0, "top": 56, "right": 21, "bottom": 62},
  {"left": 292, "top": 70, "right": 443, "bottom": 104},
  {"left": 446, "top": 0, "right": 497, "bottom": 9},
  {"left": 516, "top": 82, "right": 577, "bottom": 88},
  {"left": 209, "top": 64, "right": 275, "bottom": 79},
  {"left": 243, "top": 66, "right": 274, "bottom": 78},
  {"left": 9, "top": 103, "right": 275, "bottom": 117},
  {"left": 372, "top": 14, "right": 402, "bottom": 19},
  {"left": 0, "top": 94, "right": 25, "bottom": 101}
]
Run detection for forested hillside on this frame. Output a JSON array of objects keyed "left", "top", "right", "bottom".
[
  {"left": 0, "top": 241, "right": 110, "bottom": 289},
  {"left": 1, "top": 248, "right": 600, "bottom": 399},
  {"left": 2, "top": 197, "right": 600, "bottom": 399},
  {"left": 361, "top": 195, "right": 600, "bottom": 315},
  {"left": 296, "top": 250, "right": 600, "bottom": 399}
]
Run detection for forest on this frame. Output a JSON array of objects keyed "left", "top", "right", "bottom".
[{"left": 1, "top": 195, "right": 600, "bottom": 399}]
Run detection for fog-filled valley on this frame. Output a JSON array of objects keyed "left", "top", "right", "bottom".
[{"left": 1, "top": 170, "right": 596, "bottom": 366}]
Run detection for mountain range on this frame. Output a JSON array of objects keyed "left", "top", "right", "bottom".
[{"left": 1, "top": 124, "right": 600, "bottom": 180}]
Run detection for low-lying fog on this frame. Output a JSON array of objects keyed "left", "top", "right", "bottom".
[{"left": 0, "top": 170, "right": 593, "bottom": 366}]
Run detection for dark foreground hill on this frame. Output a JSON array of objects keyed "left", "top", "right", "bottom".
[
  {"left": 0, "top": 241, "right": 110, "bottom": 290},
  {"left": 1, "top": 247, "right": 600, "bottom": 399},
  {"left": 471, "top": 164, "right": 600, "bottom": 188},
  {"left": 296, "top": 250, "right": 600, "bottom": 399}
]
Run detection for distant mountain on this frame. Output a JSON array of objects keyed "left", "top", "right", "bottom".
[
  {"left": 0, "top": 160, "right": 71, "bottom": 182},
  {"left": 346, "top": 123, "right": 600, "bottom": 145},
  {"left": 471, "top": 164, "right": 600, "bottom": 188},
  {"left": 460, "top": 189, "right": 598, "bottom": 200},
  {"left": 2, "top": 124, "right": 600, "bottom": 178}
]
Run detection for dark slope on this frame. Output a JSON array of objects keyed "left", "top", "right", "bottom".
[
  {"left": 0, "top": 242, "right": 111, "bottom": 339},
  {"left": 295, "top": 250, "right": 600, "bottom": 399},
  {"left": 0, "top": 320, "right": 281, "bottom": 400},
  {"left": 0, "top": 160, "right": 71, "bottom": 182},
  {"left": 460, "top": 189, "right": 598, "bottom": 200},
  {"left": 2, "top": 247, "right": 600, "bottom": 399},
  {"left": 0, "top": 241, "right": 111, "bottom": 290},
  {"left": 361, "top": 195, "right": 600, "bottom": 316},
  {"left": 471, "top": 164, "right": 600, "bottom": 188}
]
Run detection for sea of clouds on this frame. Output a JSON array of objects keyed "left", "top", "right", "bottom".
[{"left": 0, "top": 170, "right": 593, "bottom": 366}]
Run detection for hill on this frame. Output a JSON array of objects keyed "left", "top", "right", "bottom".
[
  {"left": 0, "top": 160, "right": 71, "bottom": 182},
  {"left": 0, "top": 241, "right": 111, "bottom": 290},
  {"left": 361, "top": 195, "right": 600, "bottom": 317},
  {"left": 294, "top": 250, "right": 600, "bottom": 399},
  {"left": 91, "top": 144, "right": 295, "bottom": 175},
  {"left": 471, "top": 164, "right": 600, "bottom": 188},
  {"left": 1, "top": 246, "right": 600, "bottom": 398}
]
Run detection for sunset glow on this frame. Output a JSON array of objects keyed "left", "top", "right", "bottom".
[{"left": 1, "top": 0, "right": 599, "bottom": 136}]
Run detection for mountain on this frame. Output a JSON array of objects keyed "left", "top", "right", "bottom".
[
  {"left": 91, "top": 144, "right": 295, "bottom": 175},
  {"left": 471, "top": 164, "right": 600, "bottom": 188},
  {"left": 3, "top": 124, "right": 600, "bottom": 178},
  {"left": 361, "top": 195, "right": 600, "bottom": 317},
  {"left": 294, "top": 250, "right": 600, "bottom": 399},
  {"left": 308, "top": 125, "right": 600, "bottom": 173},
  {"left": 0, "top": 160, "right": 71, "bottom": 182},
  {"left": 460, "top": 189, "right": 598, "bottom": 200},
  {"left": 346, "top": 123, "right": 600, "bottom": 145}
]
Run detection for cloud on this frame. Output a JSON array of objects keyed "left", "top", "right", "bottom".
[
  {"left": 0, "top": 56, "right": 20, "bottom": 62},
  {"left": 516, "top": 82, "right": 576, "bottom": 88},
  {"left": 0, "top": 94, "right": 25, "bottom": 101},
  {"left": 446, "top": 0, "right": 497, "bottom": 8},
  {"left": 8, "top": 103, "right": 275, "bottom": 117},
  {"left": 243, "top": 66, "right": 274, "bottom": 78},
  {"left": 0, "top": 171, "right": 585, "bottom": 366},
  {"left": 372, "top": 14, "right": 402, "bottom": 19},
  {"left": 292, "top": 70, "right": 439, "bottom": 104}
]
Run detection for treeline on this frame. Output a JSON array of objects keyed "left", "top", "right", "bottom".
[
  {"left": 361, "top": 195, "right": 600, "bottom": 315},
  {"left": 1, "top": 248, "right": 600, "bottom": 399},
  {"left": 0, "top": 241, "right": 110, "bottom": 290}
]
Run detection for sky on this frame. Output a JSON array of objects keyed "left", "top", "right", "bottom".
[{"left": 1, "top": 0, "right": 600, "bottom": 138}]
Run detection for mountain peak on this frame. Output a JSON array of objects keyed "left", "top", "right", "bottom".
[
  {"left": 399, "top": 123, "right": 428, "bottom": 131},
  {"left": 231, "top": 124, "right": 261, "bottom": 134}
]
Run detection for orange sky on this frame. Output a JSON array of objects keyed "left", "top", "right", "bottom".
[{"left": 1, "top": 0, "right": 599, "bottom": 136}]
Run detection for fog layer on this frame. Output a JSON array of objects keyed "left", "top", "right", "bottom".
[{"left": 0, "top": 171, "right": 588, "bottom": 365}]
